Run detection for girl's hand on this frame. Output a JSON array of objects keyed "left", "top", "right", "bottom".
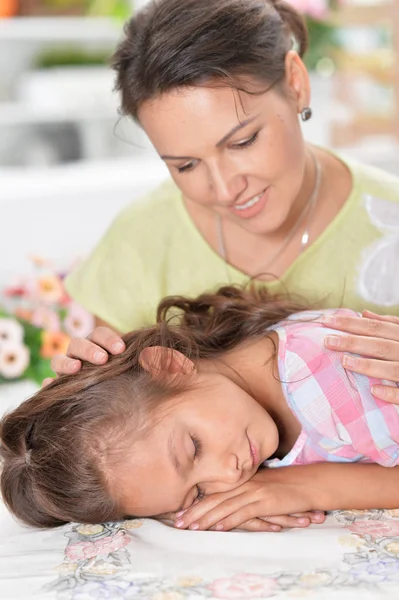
[
  {"left": 323, "top": 311, "right": 399, "bottom": 403},
  {"left": 42, "top": 326, "right": 125, "bottom": 385},
  {"left": 173, "top": 471, "right": 313, "bottom": 532},
  {"left": 162, "top": 511, "right": 323, "bottom": 532}
]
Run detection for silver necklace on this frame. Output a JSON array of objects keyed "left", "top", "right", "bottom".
[{"left": 216, "top": 149, "right": 321, "bottom": 276}]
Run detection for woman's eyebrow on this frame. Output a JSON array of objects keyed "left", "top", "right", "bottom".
[
  {"left": 215, "top": 115, "right": 258, "bottom": 147},
  {"left": 160, "top": 115, "right": 259, "bottom": 160}
]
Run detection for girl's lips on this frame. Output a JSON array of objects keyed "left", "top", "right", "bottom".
[
  {"left": 247, "top": 434, "right": 259, "bottom": 468},
  {"left": 229, "top": 188, "right": 269, "bottom": 220}
]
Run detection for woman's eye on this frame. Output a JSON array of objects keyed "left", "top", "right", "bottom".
[
  {"left": 177, "top": 160, "right": 196, "bottom": 173},
  {"left": 232, "top": 132, "right": 259, "bottom": 149},
  {"left": 191, "top": 434, "right": 203, "bottom": 459}
]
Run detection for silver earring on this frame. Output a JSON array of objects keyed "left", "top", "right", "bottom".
[{"left": 301, "top": 107, "right": 312, "bottom": 122}]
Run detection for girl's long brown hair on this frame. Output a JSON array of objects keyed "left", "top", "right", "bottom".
[{"left": 0, "top": 285, "right": 305, "bottom": 528}]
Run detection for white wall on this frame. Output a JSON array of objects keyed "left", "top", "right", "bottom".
[{"left": 1, "top": 156, "right": 169, "bottom": 288}]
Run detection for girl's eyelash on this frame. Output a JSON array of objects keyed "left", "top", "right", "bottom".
[
  {"left": 196, "top": 485, "right": 205, "bottom": 501},
  {"left": 233, "top": 131, "right": 259, "bottom": 149},
  {"left": 191, "top": 434, "right": 203, "bottom": 459}
]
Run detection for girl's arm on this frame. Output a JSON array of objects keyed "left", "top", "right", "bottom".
[
  {"left": 175, "top": 462, "right": 399, "bottom": 532},
  {"left": 323, "top": 311, "right": 399, "bottom": 403}
]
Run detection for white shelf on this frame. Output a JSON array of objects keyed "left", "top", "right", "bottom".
[
  {"left": 0, "top": 101, "right": 118, "bottom": 126},
  {"left": 0, "top": 17, "right": 123, "bottom": 42}
]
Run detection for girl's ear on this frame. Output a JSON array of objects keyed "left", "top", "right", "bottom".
[{"left": 139, "top": 346, "right": 195, "bottom": 377}]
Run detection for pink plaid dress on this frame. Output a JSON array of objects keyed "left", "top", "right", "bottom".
[{"left": 266, "top": 309, "right": 399, "bottom": 468}]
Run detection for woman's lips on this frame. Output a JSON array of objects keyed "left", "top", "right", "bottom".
[{"left": 229, "top": 188, "right": 269, "bottom": 220}]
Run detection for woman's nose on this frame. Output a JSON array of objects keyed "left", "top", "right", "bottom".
[{"left": 209, "top": 164, "right": 247, "bottom": 206}]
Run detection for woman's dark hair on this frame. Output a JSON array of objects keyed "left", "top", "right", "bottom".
[
  {"left": 0, "top": 285, "right": 304, "bottom": 528},
  {"left": 112, "top": 0, "right": 308, "bottom": 120}
]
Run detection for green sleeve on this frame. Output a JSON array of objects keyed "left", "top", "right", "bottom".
[{"left": 64, "top": 229, "right": 148, "bottom": 334}]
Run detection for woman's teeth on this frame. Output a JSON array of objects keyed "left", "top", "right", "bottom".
[{"left": 234, "top": 191, "right": 264, "bottom": 211}]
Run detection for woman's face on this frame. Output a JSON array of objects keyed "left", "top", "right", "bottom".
[
  {"left": 138, "top": 55, "right": 310, "bottom": 235},
  {"left": 116, "top": 372, "right": 279, "bottom": 517}
]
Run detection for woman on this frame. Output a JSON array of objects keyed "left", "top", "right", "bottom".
[{"left": 58, "top": 0, "right": 399, "bottom": 400}]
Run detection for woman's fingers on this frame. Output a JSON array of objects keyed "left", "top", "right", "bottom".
[
  {"left": 323, "top": 314, "right": 399, "bottom": 346},
  {"left": 66, "top": 337, "right": 109, "bottom": 364},
  {"left": 323, "top": 313, "right": 399, "bottom": 390},
  {"left": 49, "top": 328, "right": 125, "bottom": 376},
  {"left": 50, "top": 354, "right": 82, "bottom": 376},
  {"left": 363, "top": 311, "right": 399, "bottom": 325},
  {"left": 371, "top": 383, "right": 399, "bottom": 403},
  {"left": 325, "top": 334, "right": 399, "bottom": 363},
  {"left": 86, "top": 327, "right": 125, "bottom": 354}
]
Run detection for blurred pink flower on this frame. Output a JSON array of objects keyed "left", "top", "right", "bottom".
[
  {"left": 0, "top": 343, "right": 30, "bottom": 379},
  {"left": 36, "top": 275, "right": 65, "bottom": 304},
  {"left": 208, "top": 574, "right": 277, "bottom": 599},
  {"left": 0, "top": 318, "right": 24, "bottom": 345},
  {"left": 4, "top": 284, "right": 27, "bottom": 298},
  {"left": 65, "top": 531, "right": 130, "bottom": 561},
  {"left": 349, "top": 520, "right": 399, "bottom": 539},
  {"left": 64, "top": 303, "right": 94, "bottom": 338},
  {"left": 31, "top": 307, "right": 60, "bottom": 332},
  {"left": 285, "top": 0, "right": 329, "bottom": 19}
]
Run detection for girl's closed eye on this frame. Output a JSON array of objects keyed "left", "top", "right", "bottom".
[
  {"left": 191, "top": 434, "right": 203, "bottom": 460},
  {"left": 190, "top": 434, "right": 205, "bottom": 501}
]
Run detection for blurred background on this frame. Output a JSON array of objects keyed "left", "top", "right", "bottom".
[
  {"left": 1, "top": 0, "right": 399, "bottom": 391},
  {"left": 2, "top": 0, "right": 399, "bottom": 281}
]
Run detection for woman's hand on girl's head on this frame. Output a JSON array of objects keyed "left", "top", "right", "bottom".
[
  {"left": 323, "top": 311, "right": 399, "bottom": 403},
  {"left": 43, "top": 322, "right": 125, "bottom": 385},
  {"left": 172, "top": 470, "right": 318, "bottom": 532}
]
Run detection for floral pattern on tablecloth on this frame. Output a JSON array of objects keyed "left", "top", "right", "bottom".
[{"left": 46, "top": 510, "right": 399, "bottom": 599}]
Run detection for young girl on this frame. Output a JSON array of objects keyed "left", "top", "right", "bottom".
[{"left": 2, "top": 286, "right": 399, "bottom": 531}]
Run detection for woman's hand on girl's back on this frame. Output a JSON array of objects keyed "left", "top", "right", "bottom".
[
  {"left": 172, "top": 469, "right": 323, "bottom": 532},
  {"left": 323, "top": 311, "right": 399, "bottom": 403},
  {"left": 42, "top": 320, "right": 125, "bottom": 386}
]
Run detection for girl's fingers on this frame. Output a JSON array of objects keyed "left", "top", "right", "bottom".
[
  {"left": 234, "top": 518, "right": 282, "bottom": 532},
  {"left": 175, "top": 489, "right": 244, "bottom": 528},
  {"left": 41, "top": 377, "right": 55, "bottom": 388},
  {"left": 258, "top": 514, "right": 310, "bottom": 528},
  {"left": 176, "top": 492, "right": 249, "bottom": 531},
  {"left": 322, "top": 314, "right": 399, "bottom": 344},
  {"left": 303, "top": 510, "right": 326, "bottom": 524},
  {"left": 325, "top": 334, "right": 399, "bottom": 362},
  {"left": 207, "top": 502, "right": 264, "bottom": 532}
]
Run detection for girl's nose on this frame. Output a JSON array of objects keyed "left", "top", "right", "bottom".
[{"left": 202, "top": 452, "right": 242, "bottom": 487}]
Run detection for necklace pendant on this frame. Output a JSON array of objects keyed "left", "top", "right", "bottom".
[{"left": 301, "top": 230, "right": 309, "bottom": 249}]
